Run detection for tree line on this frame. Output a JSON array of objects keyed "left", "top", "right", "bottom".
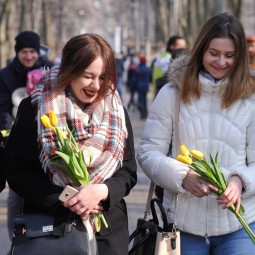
[{"left": 0, "top": 0, "right": 246, "bottom": 67}]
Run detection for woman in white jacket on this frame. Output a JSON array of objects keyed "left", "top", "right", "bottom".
[{"left": 137, "top": 13, "right": 255, "bottom": 254}]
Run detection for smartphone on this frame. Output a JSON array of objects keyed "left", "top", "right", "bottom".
[{"left": 58, "top": 185, "right": 78, "bottom": 202}]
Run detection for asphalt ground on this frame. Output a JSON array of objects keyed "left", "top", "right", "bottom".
[{"left": 0, "top": 87, "right": 153, "bottom": 254}]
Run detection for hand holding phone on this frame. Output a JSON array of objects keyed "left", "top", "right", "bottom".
[{"left": 58, "top": 185, "right": 78, "bottom": 202}]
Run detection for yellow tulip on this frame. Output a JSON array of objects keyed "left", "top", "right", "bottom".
[
  {"left": 49, "top": 110, "right": 58, "bottom": 127},
  {"left": 1, "top": 130, "right": 7, "bottom": 136},
  {"left": 176, "top": 155, "right": 192, "bottom": 165},
  {"left": 41, "top": 115, "right": 53, "bottom": 129},
  {"left": 1, "top": 130, "right": 10, "bottom": 137},
  {"left": 190, "top": 149, "right": 204, "bottom": 159},
  {"left": 180, "top": 144, "right": 190, "bottom": 157}
]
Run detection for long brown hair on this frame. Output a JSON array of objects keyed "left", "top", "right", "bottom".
[
  {"left": 181, "top": 13, "right": 255, "bottom": 108},
  {"left": 54, "top": 33, "right": 117, "bottom": 105}
]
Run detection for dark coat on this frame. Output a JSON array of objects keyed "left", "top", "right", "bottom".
[
  {"left": 136, "top": 63, "right": 152, "bottom": 93},
  {"left": 127, "top": 63, "right": 138, "bottom": 92},
  {"left": 0, "top": 57, "right": 54, "bottom": 130},
  {"left": 4, "top": 97, "right": 137, "bottom": 255}
]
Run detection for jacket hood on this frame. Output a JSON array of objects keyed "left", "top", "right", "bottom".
[{"left": 168, "top": 54, "right": 189, "bottom": 89}]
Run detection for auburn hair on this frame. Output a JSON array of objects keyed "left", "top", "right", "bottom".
[{"left": 54, "top": 33, "right": 117, "bottom": 105}]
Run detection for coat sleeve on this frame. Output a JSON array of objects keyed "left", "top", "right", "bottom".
[
  {"left": 103, "top": 107, "right": 137, "bottom": 211},
  {"left": 137, "top": 84, "right": 189, "bottom": 193},
  {"left": 229, "top": 101, "right": 255, "bottom": 197},
  {"left": 0, "top": 72, "right": 14, "bottom": 130},
  {"left": 4, "top": 97, "right": 64, "bottom": 214}
]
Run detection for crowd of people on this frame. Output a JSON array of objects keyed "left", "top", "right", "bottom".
[{"left": 1, "top": 12, "right": 255, "bottom": 255}]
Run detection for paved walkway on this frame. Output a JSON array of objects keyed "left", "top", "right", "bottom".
[{"left": 0, "top": 88, "right": 153, "bottom": 254}]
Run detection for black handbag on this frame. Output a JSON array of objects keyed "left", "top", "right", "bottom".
[
  {"left": 11, "top": 213, "right": 98, "bottom": 255},
  {"left": 128, "top": 197, "right": 179, "bottom": 255}
]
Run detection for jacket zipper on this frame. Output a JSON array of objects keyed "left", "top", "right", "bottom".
[{"left": 205, "top": 83, "right": 217, "bottom": 244}]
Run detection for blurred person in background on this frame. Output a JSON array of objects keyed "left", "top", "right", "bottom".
[
  {"left": 246, "top": 35, "right": 255, "bottom": 75},
  {"left": 115, "top": 52, "right": 125, "bottom": 99},
  {"left": 127, "top": 54, "right": 139, "bottom": 111},
  {"left": 0, "top": 31, "right": 53, "bottom": 131},
  {"left": 136, "top": 56, "right": 152, "bottom": 119},
  {"left": 0, "top": 30, "right": 54, "bottom": 248},
  {"left": 152, "top": 35, "right": 187, "bottom": 96}
]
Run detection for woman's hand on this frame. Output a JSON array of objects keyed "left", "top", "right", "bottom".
[
  {"left": 217, "top": 175, "right": 243, "bottom": 213},
  {"left": 63, "top": 184, "right": 109, "bottom": 218},
  {"left": 182, "top": 169, "right": 218, "bottom": 198}
]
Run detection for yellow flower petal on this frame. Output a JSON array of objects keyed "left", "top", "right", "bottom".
[
  {"left": 180, "top": 144, "right": 190, "bottom": 157},
  {"left": 176, "top": 155, "right": 192, "bottom": 165},
  {"left": 0, "top": 130, "right": 10, "bottom": 137},
  {"left": 41, "top": 115, "right": 53, "bottom": 129},
  {"left": 49, "top": 110, "right": 58, "bottom": 127},
  {"left": 190, "top": 149, "right": 204, "bottom": 159}
]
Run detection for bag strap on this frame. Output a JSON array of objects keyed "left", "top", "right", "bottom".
[
  {"left": 143, "top": 87, "right": 180, "bottom": 221},
  {"left": 143, "top": 182, "right": 155, "bottom": 219},
  {"left": 150, "top": 198, "right": 169, "bottom": 231}
]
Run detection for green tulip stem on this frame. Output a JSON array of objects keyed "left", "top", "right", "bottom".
[{"left": 233, "top": 209, "right": 255, "bottom": 244}]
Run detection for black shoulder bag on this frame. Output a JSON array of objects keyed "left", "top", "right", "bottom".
[
  {"left": 128, "top": 195, "right": 180, "bottom": 255},
  {"left": 11, "top": 212, "right": 98, "bottom": 255}
]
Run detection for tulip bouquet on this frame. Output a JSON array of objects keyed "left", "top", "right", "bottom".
[
  {"left": 40, "top": 110, "right": 108, "bottom": 232},
  {"left": 177, "top": 145, "right": 255, "bottom": 244}
]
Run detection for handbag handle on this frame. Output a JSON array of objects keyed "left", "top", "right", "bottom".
[
  {"left": 150, "top": 198, "right": 169, "bottom": 231},
  {"left": 128, "top": 220, "right": 157, "bottom": 255},
  {"left": 128, "top": 234, "right": 149, "bottom": 254}
]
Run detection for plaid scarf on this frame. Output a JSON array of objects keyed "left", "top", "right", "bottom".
[{"left": 31, "top": 66, "right": 127, "bottom": 187}]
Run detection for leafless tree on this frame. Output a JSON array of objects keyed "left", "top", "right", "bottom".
[{"left": 0, "top": 0, "right": 252, "bottom": 68}]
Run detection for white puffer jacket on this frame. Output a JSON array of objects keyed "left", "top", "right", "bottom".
[{"left": 137, "top": 56, "right": 255, "bottom": 237}]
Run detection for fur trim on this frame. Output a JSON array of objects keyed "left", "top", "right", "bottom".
[{"left": 168, "top": 55, "right": 190, "bottom": 89}]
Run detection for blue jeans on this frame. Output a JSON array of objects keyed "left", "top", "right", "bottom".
[{"left": 181, "top": 222, "right": 255, "bottom": 255}]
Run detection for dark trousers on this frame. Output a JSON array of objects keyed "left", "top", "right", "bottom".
[{"left": 138, "top": 91, "right": 147, "bottom": 119}]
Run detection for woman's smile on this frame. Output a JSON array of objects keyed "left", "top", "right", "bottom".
[
  {"left": 82, "top": 88, "right": 97, "bottom": 98},
  {"left": 70, "top": 56, "right": 105, "bottom": 104}
]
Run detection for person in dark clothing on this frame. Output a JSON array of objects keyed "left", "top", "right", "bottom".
[
  {"left": 115, "top": 52, "right": 125, "bottom": 98},
  {"left": 4, "top": 33, "right": 137, "bottom": 255},
  {"left": 136, "top": 56, "right": 152, "bottom": 119},
  {"left": 0, "top": 31, "right": 54, "bottom": 249},
  {"left": 127, "top": 56, "right": 139, "bottom": 111},
  {"left": 0, "top": 30, "right": 54, "bottom": 131}
]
